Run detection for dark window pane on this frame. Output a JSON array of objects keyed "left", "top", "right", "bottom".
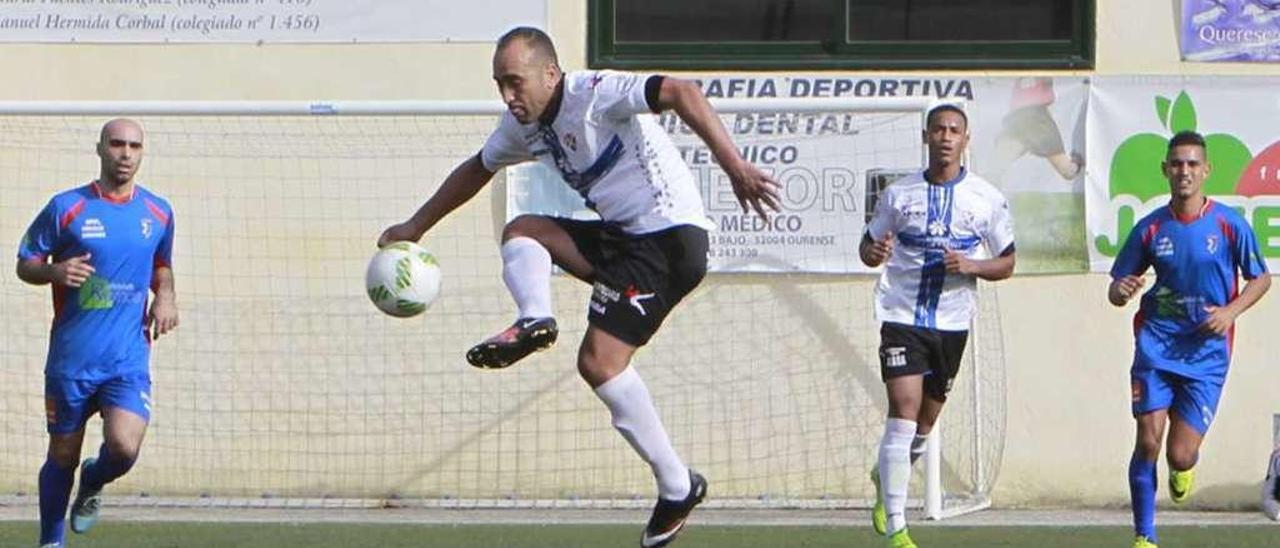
[
  {"left": 616, "top": 0, "right": 838, "bottom": 42},
  {"left": 848, "top": 0, "right": 1075, "bottom": 41}
]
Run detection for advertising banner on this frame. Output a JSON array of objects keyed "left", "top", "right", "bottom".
[
  {"left": 0, "top": 0, "right": 545, "bottom": 43},
  {"left": 509, "top": 75, "right": 1088, "bottom": 274},
  {"left": 1087, "top": 76, "right": 1280, "bottom": 272},
  {"left": 1181, "top": 0, "right": 1280, "bottom": 62}
]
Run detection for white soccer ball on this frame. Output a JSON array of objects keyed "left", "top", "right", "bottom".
[{"left": 365, "top": 241, "right": 441, "bottom": 318}]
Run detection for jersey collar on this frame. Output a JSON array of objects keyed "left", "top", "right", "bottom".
[
  {"left": 1169, "top": 197, "right": 1211, "bottom": 223},
  {"left": 923, "top": 166, "right": 967, "bottom": 187},
  {"left": 90, "top": 180, "right": 136, "bottom": 204}
]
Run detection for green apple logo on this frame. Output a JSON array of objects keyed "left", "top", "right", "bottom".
[{"left": 1096, "top": 91, "right": 1253, "bottom": 256}]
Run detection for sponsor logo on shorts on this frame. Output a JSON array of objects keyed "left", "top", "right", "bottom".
[
  {"left": 624, "top": 285, "right": 655, "bottom": 316},
  {"left": 883, "top": 346, "right": 907, "bottom": 368},
  {"left": 141, "top": 391, "right": 152, "bottom": 413},
  {"left": 591, "top": 281, "right": 619, "bottom": 316},
  {"left": 1201, "top": 405, "right": 1213, "bottom": 427}
]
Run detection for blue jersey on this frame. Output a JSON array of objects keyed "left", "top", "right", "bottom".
[
  {"left": 18, "top": 182, "right": 174, "bottom": 381},
  {"left": 1110, "top": 201, "right": 1267, "bottom": 381}
]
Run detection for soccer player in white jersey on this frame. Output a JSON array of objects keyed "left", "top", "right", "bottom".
[
  {"left": 859, "top": 105, "right": 1015, "bottom": 548},
  {"left": 378, "top": 27, "right": 779, "bottom": 547}
]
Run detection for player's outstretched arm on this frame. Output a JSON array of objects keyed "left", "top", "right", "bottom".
[
  {"left": 655, "top": 77, "right": 780, "bottom": 220},
  {"left": 378, "top": 154, "right": 496, "bottom": 247},
  {"left": 149, "top": 265, "right": 179, "bottom": 339},
  {"left": 1201, "top": 274, "right": 1270, "bottom": 336},
  {"left": 1108, "top": 274, "right": 1147, "bottom": 307},
  {"left": 16, "top": 253, "right": 94, "bottom": 287}
]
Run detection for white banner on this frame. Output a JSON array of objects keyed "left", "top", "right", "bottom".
[
  {"left": 0, "top": 0, "right": 544, "bottom": 43},
  {"left": 508, "top": 75, "right": 1089, "bottom": 274},
  {"left": 1086, "top": 76, "right": 1280, "bottom": 273}
]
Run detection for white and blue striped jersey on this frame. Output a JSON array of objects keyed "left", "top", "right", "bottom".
[
  {"left": 865, "top": 169, "right": 1014, "bottom": 331},
  {"left": 481, "top": 70, "right": 713, "bottom": 235}
]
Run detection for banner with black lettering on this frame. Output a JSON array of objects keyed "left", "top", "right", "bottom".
[{"left": 507, "top": 75, "right": 1088, "bottom": 274}]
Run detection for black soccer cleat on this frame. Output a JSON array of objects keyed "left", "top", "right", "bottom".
[
  {"left": 466, "top": 317, "right": 558, "bottom": 369},
  {"left": 641, "top": 470, "right": 707, "bottom": 548}
]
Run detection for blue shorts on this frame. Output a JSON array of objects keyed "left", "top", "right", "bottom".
[
  {"left": 44, "top": 372, "right": 152, "bottom": 435},
  {"left": 1130, "top": 367, "right": 1223, "bottom": 435}
]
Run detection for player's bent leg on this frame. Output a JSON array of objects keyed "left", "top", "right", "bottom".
[
  {"left": 502, "top": 214, "right": 595, "bottom": 282},
  {"left": 466, "top": 216, "right": 589, "bottom": 369},
  {"left": 581, "top": 327, "right": 701, "bottom": 545},
  {"left": 1165, "top": 414, "right": 1205, "bottom": 504},
  {"left": 1130, "top": 409, "right": 1168, "bottom": 546},
  {"left": 72, "top": 403, "right": 149, "bottom": 535},
  {"left": 40, "top": 431, "right": 85, "bottom": 548}
]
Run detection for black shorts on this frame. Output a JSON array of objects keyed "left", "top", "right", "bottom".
[
  {"left": 878, "top": 322, "right": 969, "bottom": 402},
  {"left": 1001, "top": 105, "right": 1066, "bottom": 157},
  {"left": 552, "top": 218, "right": 709, "bottom": 347}
]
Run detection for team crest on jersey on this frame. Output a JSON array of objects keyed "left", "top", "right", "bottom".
[
  {"left": 81, "top": 218, "right": 106, "bottom": 239},
  {"left": 1154, "top": 236, "right": 1174, "bottom": 257},
  {"left": 140, "top": 218, "right": 153, "bottom": 239},
  {"left": 1205, "top": 234, "right": 1218, "bottom": 254},
  {"left": 562, "top": 132, "right": 578, "bottom": 152}
]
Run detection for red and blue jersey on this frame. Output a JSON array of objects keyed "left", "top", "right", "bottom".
[
  {"left": 1110, "top": 200, "right": 1267, "bottom": 381},
  {"left": 17, "top": 182, "right": 174, "bottom": 381}
]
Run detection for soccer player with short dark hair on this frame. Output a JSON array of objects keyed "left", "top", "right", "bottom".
[
  {"left": 860, "top": 104, "right": 1016, "bottom": 548},
  {"left": 1108, "top": 130, "right": 1270, "bottom": 548}
]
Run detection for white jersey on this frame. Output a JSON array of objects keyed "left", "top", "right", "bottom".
[
  {"left": 481, "top": 70, "right": 714, "bottom": 235},
  {"left": 865, "top": 169, "right": 1014, "bottom": 331}
]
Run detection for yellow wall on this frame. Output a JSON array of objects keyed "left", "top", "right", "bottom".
[{"left": 1, "top": 0, "right": 1276, "bottom": 509}]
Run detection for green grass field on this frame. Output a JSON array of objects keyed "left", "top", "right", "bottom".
[{"left": 3, "top": 522, "right": 1278, "bottom": 547}]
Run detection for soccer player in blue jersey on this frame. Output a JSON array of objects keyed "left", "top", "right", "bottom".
[
  {"left": 16, "top": 119, "right": 178, "bottom": 548},
  {"left": 1109, "top": 130, "right": 1270, "bottom": 548},
  {"left": 860, "top": 105, "right": 1016, "bottom": 548}
]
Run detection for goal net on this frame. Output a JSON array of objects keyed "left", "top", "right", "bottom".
[{"left": 0, "top": 99, "right": 1003, "bottom": 516}]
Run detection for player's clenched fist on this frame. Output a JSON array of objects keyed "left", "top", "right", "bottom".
[
  {"left": 1109, "top": 274, "right": 1146, "bottom": 306},
  {"left": 52, "top": 253, "right": 94, "bottom": 288},
  {"left": 862, "top": 235, "right": 895, "bottom": 267}
]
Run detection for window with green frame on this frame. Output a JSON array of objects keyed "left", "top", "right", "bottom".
[{"left": 589, "top": 0, "right": 1094, "bottom": 70}]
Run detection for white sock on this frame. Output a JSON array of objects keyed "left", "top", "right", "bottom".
[
  {"left": 593, "top": 367, "right": 691, "bottom": 500},
  {"left": 879, "top": 418, "right": 917, "bottom": 534},
  {"left": 500, "top": 237, "right": 553, "bottom": 319},
  {"left": 909, "top": 434, "right": 929, "bottom": 466}
]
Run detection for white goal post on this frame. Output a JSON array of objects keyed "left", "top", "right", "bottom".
[{"left": 0, "top": 97, "right": 1003, "bottom": 518}]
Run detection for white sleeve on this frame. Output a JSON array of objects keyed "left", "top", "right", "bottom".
[
  {"left": 479, "top": 113, "right": 534, "bottom": 172},
  {"left": 591, "top": 70, "right": 659, "bottom": 121},
  {"left": 985, "top": 192, "right": 1016, "bottom": 256},
  {"left": 865, "top": 185, "right": 897, "bottom": 240}
]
